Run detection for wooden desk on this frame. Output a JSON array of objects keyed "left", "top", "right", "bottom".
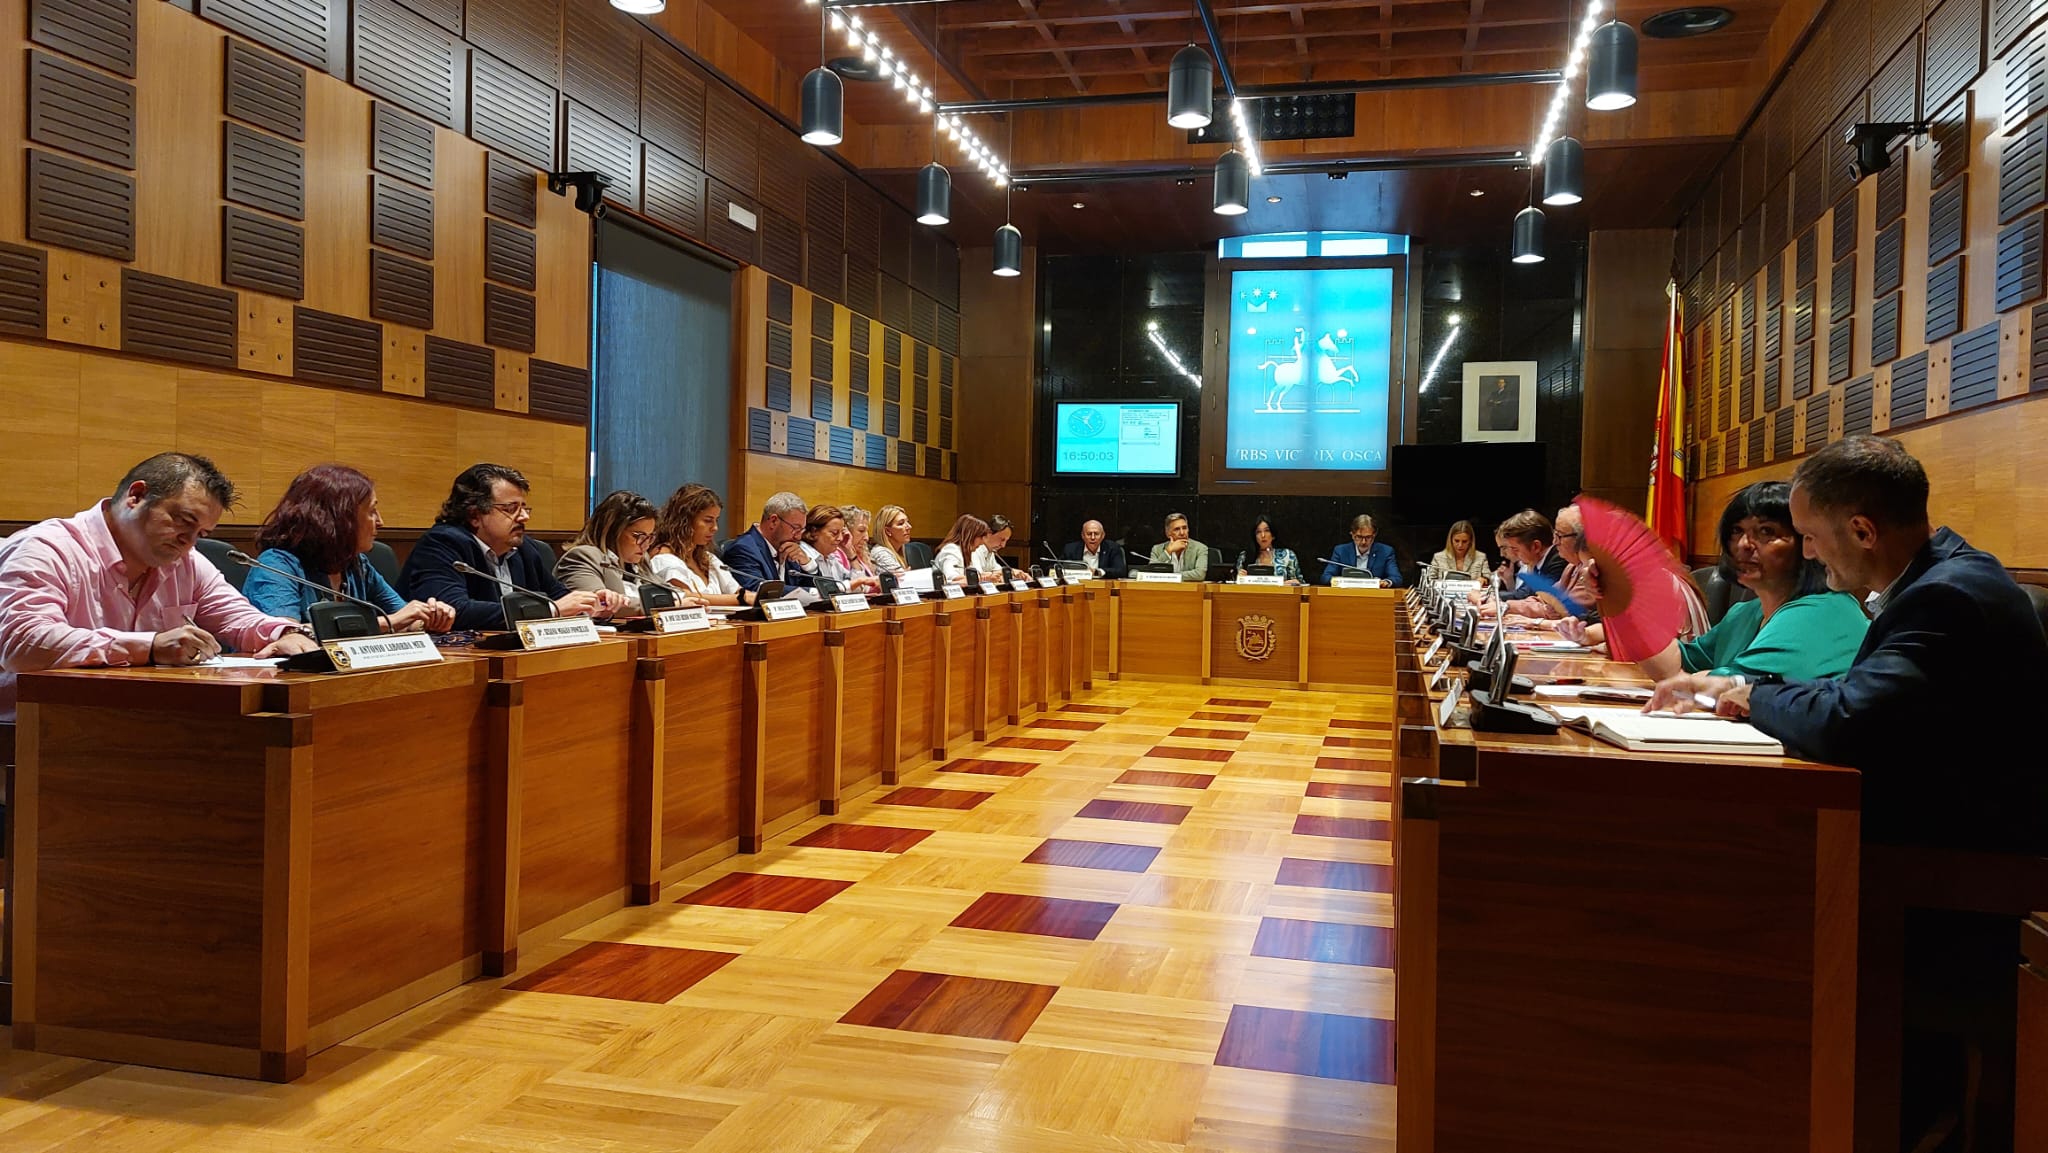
[
  {"left": 627, "top": 626, "right": 747, "bottom": 895},
  {"left": 12, "top": 658, "right": 494, "bottom": 1081},
  {"left": 1395, "top": 613, "right": 1862, "bottom": 1153},
  {"left": 1106, "top": 580, "right": 1401, "bottom": 690},
  {"left": 2022, "top": 913, "right": 2048, "bottom": 1153}
]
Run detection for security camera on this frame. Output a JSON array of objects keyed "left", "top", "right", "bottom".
[
  {"left": 1843, "top": 122, "right": 1930, "bottom": 181},
  {"left": 547, "top": 170, "right": 613, "bottom": 215}
]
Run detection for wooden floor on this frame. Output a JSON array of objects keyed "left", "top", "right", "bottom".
[{"left": 0, "top": 683, "right": 1398, "bottom": 1152}]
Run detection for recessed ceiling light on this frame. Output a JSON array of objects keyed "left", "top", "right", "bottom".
[
  {"left": 1072, "top": 201, "right": 1085, "bottom": 209},
  {"left": 1267, "top": 195, "right": 1282, "bottom": 203},
  {"left": 1642, "top": 6, "right": 1735, "bottom": 38},
  {"left": 1469, "top": 189, "right": 1485, "bottom": 197}
]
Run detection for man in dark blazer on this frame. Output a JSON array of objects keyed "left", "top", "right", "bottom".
[
  {"left": 1062, "top": 519, "right": 1127, "bottom": 579},
  {"left": 722, "top": 490, "right": 810, "bottom": 592},
  {"left": 1320, "top": 514, "right": 1402, "bottom": 586},
  {"left": 400, "top": 464, "right": 614, "bottom": 630}
]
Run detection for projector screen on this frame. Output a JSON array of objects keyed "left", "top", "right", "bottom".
[
  {"left": 1052, "top": 401, "right": 1182, "bottom": 475},
  {"left": 1222, "top": 266, "right": 1395, "bottom": 471}
]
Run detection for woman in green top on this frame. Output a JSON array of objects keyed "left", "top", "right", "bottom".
[{"left": 1561, "top": 481, "right": 1868, "bottom": 683}]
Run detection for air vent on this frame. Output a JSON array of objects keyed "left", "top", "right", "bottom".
[
  {"left": 1642, "top": 7, "right": 1735, "bottom": 38},
  {"left": 1190, "top": 94, "right": 1356, "bottom": 143}
]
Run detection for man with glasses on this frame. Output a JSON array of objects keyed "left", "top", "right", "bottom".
[
  {"left": 402, "top": 463, "right": 610, "bottom": 629},
  {"left": 1501, "top": 504, "right": 1599, "bottom": 623},
  {"left": 721, "top": 491, "right": 810, "bottom": 592},
  {"left": 1320, "top": 514, "right": 1402, "bottom": 586}
]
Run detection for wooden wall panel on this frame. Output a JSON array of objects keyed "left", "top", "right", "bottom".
[
  {"left": 563, "top": 100, "right": 641, "bottom": 210},
  {"left": 642, "top": 144, "right": 705, "bottom": 239},
  {"left": 302, "top": 69, "right": 371, "bottom": 317},
  {"left": 28, "top": 50, "right": 136, "bottom": 169},
  {"left": 431, "top": 128, "right": 484, "bottom": 345},
  {"left": 639, "top": 48, "right": 704, "bottom": 169},
  {"left": 222, "top": 205, "right": 305, "bottom": 298},
  {"left": 469, "top": 51, "right": 556, "bottom": 172},
  {"left": 532, "top": 167, "right": 590, "bottom": 368},
  {"left": 26, "top": 149, "right": 134, "bottom": 261},
  {"left": 351, "top": 0, "right": 464, "bottom": 130},
  {"left": 33, "top": 0, "right": 140, "bottom": 77},
  {"left": 225, "top": 40, "right": 307, "bottom": 140},
  {"left": 465, "top": 0, "right": 559, "bottom": 87},
  {"left": 372, "top": 101, "right": 436, "bottom": 188},
  {"left": 136, "top": 1, "right": 221, "bottom": 281},
  {"left": 561, "top": 0, "right": 638, "bottom": 133}
]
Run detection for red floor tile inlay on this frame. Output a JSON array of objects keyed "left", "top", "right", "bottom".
[
  {"left": 1292, "top": 814, "right": 1392, "bottom": 840},
  {"left": 1250, "top": 916, "right": 1395, "bottom": 967},
  {"left": 938, "top": 758, "right": 1036, "bottom": 777},
  {"left": 1275, "top": 858, "right": 1394, "bottom": 893},
  {"left": 506, "top": 942, "right": 737, "bottom": 1003},
  {"left": 1024, "top": 839, "right": 1162, "bottom": 873},
  {"left": 1322, "top": 735, "right": 1392, "bottom": 750},
  {"left": 1207, "top": 697, "right": 1272, "bottom": 708},
  {"left": 950, "top": 892, "right": 1122, "bottom": 940},
  {"left": 1146, "top": 745, "right": 1234, "bottom": 763},
  {"left": 990, "top": 736, "right": 1075, "bottom": 751},
  {"left": 791, "top": 824, "right": 935, "bottom": 853},
  {"left": 874, "top": 786, "right": 994, "bottom": 810},
  {"left": 1076, "top": 799, "right": 1193, "bottom": 825},
  {"left": 1169, "top": 727, "right": 1251, "bottom": 741},
  {"left": 1315, "top": 755, "right": 1389, "bottom": 772},
  {"left": 839, "top": 969, "right": 1058, "bottom": 1042},
  {"left": 1213, "top": 1004, "right": 1396, "bottom": 1084},
  {"left": 1115, "top": 769, "right": 1216, "bottom": 790},
  {"left": 1029, "top": 717, "right": 1106, "bottom": 732},
  {"left": 1059, "top": 704, "right": 1127, "bottom": 715},
  {"left": 1306, "top": 781, "right": 1390, "bottom": 802},
  {"left": 1189, "top": 711, "right": 1260, "bottom": 723},
  {"left": 675, "top": 872, "right": 854, "bottom": 913},
  {"left": 1327, "top": 719, "right": 1390, "bottom": 731}
]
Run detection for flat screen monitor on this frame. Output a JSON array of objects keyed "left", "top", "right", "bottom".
[
  {"left": 1052, "top": 401, "right": 1181, "bottom": 475},
  {"left": 1222, "top": 266, "right": 1395, "bottom": 471},
  {"left": 1389, "top": 442, "right": 1549, "bottom": 526}
]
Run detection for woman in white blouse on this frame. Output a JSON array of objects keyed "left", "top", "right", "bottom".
[
  {"left": 933, "top": 514, "right": 990, "bottom": 586},
  {"left": 646, "top": 483, "right": 754, "bottom": 606},
  {"left": 970, "top": 513, "right": 1014, "bottom": 578},
  {"left": 871, "top": 505, "right": 912, "bottom": 573}
]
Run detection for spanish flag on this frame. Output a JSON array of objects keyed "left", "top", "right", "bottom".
[{"left": 1646, "top": 281, "right": 1688, "bottom": 558}]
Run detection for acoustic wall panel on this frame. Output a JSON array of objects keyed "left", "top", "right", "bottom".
[
  {"left": 122, "top": 270, "right": 236, "bottom": 367},
  {"left": 1997, "top": 210, "right": 2047, "bottom": 311},
  {"left": 529, "top": 359, "right": 588, "bottom": 423},
  {"left": 1926, "top": 257, "right": 1965, "bottom": 343},
  {"left": 352, "top": 0, "right": 465, "bottom": 129},
  {"left": 639, "top": 50, "right": 705, "bottom": 167},
  {"left": 197, "top": 0, "right": 333, "bottom": 73},
  {"left": 222, "top": 205, "right": 305, "bottom": 298},
  {"left": 1925, "top": 0, "right": 1984, "bottom": 114},
  {"left": 2001, "top": 119, "right": 2048, "bottom": 223},
  {"left": 26, "top": 148, "right": 134, "bottom": 260},
  {"left": 224, "top": 122, "right": 305, "bottom": 219},
  {"left": 1828, "top": 318, "right": 1853, "bottom": 384},
  {"left": 225, "top": 40, "right": 306, "bottom": 140},
  {"left": 1891, "top": 350, "right": 1929, "bottom": 426},
  {"left": 1949, "top": 321, "right": 2000, "bottom": 412},
  {"left": 484, "top": 217, "right": 536, "bottom": 289},
  {"left": 641, "top": 144, "right": 704, "bottom": 238},
  {"left": 369, "top": 248, "right": 433, "bottom": 328},
  {"left": 705, "top": 180, "right": 758, "bottom": 264},
  {"left": 483, "top": 282, "right": 534, "bottom": 352},
  {"left": 1843, "top": 374, "right": 1873, "bottom": 436},
  {"left": 423, "top": 335, "right": 494, "bottom": 408},
  {"left": 32, "top": 0, "right": 139, "bottom": 76},
  {"left": 1805, "top": 391, "right": 1830, "bottom": 447},
  {"left": 1930, "top": 176, "right": 1969, "bottom": 262},
  {"left": 28, "top": 51, "right": 135, "bottom": 169},
  {"left": 465, "top": 0, "right": 558, "bottom": 85},
  {"left": 562, "top": 0, "right": 638, "bottom": 131},
  {"left": 564, "top": 101, "right": 641, "bottom": 209},
  {"left": 370, "top": 175, "right": 434, "bottom": 259},
  {"left": 469, "top": 52, "right": 556, "bottom": 173},
  {"left": 1871, "top": 290, "right": 1903, "bottom": 365},
  {"left": 1773, "top": 406, "right": 1795, "bottom": 457},
  {"left": 293, "top": 307, "right": 381, "bottom": 389},
  {"left": 1830, "top": 253, "right": 1856, "bottom": 322},
  {"left": 371, "top": 101, "right": 435, "bottom": 188},
  {"left": 484, "top": 152, "right": 537, "bottom": 227},
  {"left": 0, "top": 243, "right": 49, "bottom": 337}
]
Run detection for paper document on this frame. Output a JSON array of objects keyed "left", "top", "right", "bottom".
[
  {"left": 1531, "top": 684, "right": 1652, "bottom": 702},
  {"left": 899, "top": 568, "right": 937, "bottom": 593},
  {"left": 1548, "top": 706, "right": 1784, "bottom": 755},
  {"left": 201, "top": 656, "right": 287, "bottom": 668}
]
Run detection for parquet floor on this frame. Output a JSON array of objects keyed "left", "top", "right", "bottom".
[{"left": 0, "top": 683, "right": 1398, "bottom": 1152}]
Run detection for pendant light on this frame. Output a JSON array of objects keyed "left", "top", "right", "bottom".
[
  {"left": 800, "top": 71, "right": 842, "bottom": 146},
  {"left": 609, "top": 0, "right": 665, "bottom": 14},
  {"left": 917, "top": 162, "right": 951, "bottom": 226},
  {"left": 1512, "top": 205, "right": 1546, "bottom": 264},
  {"left": 993, "top": 119, "right": 1022, "bottom": 275},
  {"left": 1541, "top": 136, "right": 1583, "bottom": 205},
  {"left": 1213, "top": 149, "right": 1250, "bottom": 215},
  {"left": 1586, "top": 20, "right": 1638, "bottom": 111},
  {"left": 1167, "top": 45, "right": 1213, "bottom": 129}
]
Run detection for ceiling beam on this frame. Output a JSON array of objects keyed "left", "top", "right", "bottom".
[
  {"left": 949, "top": 5, "right": 1572, "bottom": 59},
  {"left": 1461, "top": 0, "right": 1486, "bottom": 72},
  {"left": 1194, "top": 0, "right": 1240, "bottom": 96},
  {"left": 938, "top": 68, "right": 1561, "bottom": 113},
  {"left": 1009, "top": 150, "right": 1531, "bottom": 186}
]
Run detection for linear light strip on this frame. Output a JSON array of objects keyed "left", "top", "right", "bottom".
[
  {"left": 1530, "top": 0, "right": 1605, "bottom": 163},
  {"left": 1229, "top": 97, "right": 1263, "bottom": 177},
  {"left": 820, "top": 4, "right": 1008, "bottom": 184},
  {"left": 1147, "top": 323, "right": 1203, "bottom": 387},
  {"left": 1419, "top": 315, "right": 1463, "bottom": 393}
]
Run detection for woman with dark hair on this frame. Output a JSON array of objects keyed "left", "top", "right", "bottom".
[
  {"left": 971, "top": 513, "right": 1014, "bottom": 577},
  {"left": 1561, "top": 481, "right": 1867, "bottom": 681},
  {"left": 1236, "top": 515, "right": 1304, "bottom": 584},
  {"left": 245, "top": 464, "right": 455, "bottom": 632},
  {"left": 557, "top": 490, "right": 659, "bottom": 614},
  {"left": 645, "top": 484, "right": 752, "bottom": 606},
  {"left": 933, "top": 514, "right": 990, "bottom": 587}
]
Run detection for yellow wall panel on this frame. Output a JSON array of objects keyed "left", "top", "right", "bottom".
[
  {"left": 533, "top": 175, "right": 592, "bottom": 367},
  {"left": 0, "top": 18, "right": 24, "bottom": 245},
  {"left": 384, "top": 325, "right": 427, "bottom": 395},
  {"left": 76, "top": 357, "right": 184, "bottom": 502},
  {"left": 301, "top": 73, "right": 372, "bottom": 318},
  {"left": 238, "top": 293, "right": 295, "bottom": 377},
  {"left": 134, "top": 2, "right": 224, "bottom": 283},
  {"left": 257, "top": 385, "right": 340, "bottom": 509},
  {"left": 739, "top": 452, "right": 956, "bottom": 542},
  {"left": 0, "top": 343, "right": 85, "bottom": 518},
  {"left": 432, "top": 130, "right": 485, "bottom": 346},
  {"left": 44, "top": 251, "right": 123, "bottom": 350},
  {"left": 174, "top": 371, "right": 266, "bottom": 510}
]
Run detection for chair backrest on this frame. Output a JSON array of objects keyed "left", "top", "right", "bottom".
[
  {"left": 196, "top": 537, "right": 245, "bottom": 592},
  {"left": 527, "top": 535, "right": 557, "bottom": 576},
  {"left": 2023, "top": 583, "right": 2048, "bottom": 643},
  {"left": 1690, "top": 565, "right": 1753, "bottom": 627},
  {"left": 365, "top": 540, "right": 402, "bottom": 593},
  {"left": 905, "top": 541, "right": 934, "bottom": 569}
]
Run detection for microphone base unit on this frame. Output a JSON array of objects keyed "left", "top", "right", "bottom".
[{"left": 1466, "top": 689, "right": 1562, "bottom": 734}]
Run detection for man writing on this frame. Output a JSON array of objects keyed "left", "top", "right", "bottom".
[
  {"left": 1063, "top": 519, "right": 1127, "bottom": 579},
  {"left": 722, "top": 491, "right": 810, "bottom": 591},
  {"left": 401, "top": 463, "right": 618, "bottom": 630},
  {"left": 0, "top": 453, "right": 317, "bottom": 720}
]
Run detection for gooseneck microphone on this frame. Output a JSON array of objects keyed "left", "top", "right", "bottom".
[
  {"left": 453, "top": 560, "right": 560, "bottom": 608},
  {"left": 228, "top": 549, "right": 392, "bottom": 633}
]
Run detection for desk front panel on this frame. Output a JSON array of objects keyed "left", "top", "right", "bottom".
[
  {"left": 1115, "top": 583, "right": 1206, "bottom": 681},
  {"left": 1045, "top": 592, "right": 1070, "bottom": 700},
  {"left": 518, "top": 659, "right": 636, "bottom": 933},
  {"left": 1208, "top": 587, "right": 1302, "bottom": 684},
  {"left": 947, "top": 608, "right": 981, "bottom": 742},
  {"left": 897, "top": 613, "right": 937, "bottom": 766},
  {"left": 763, "top": 632, "right": 828, "bottom": 827},
  {"left": 308, "top": 682, "right": 490, "bottom": 1030},
  {"left": 1021, "top": 597, "right": 1046, "bottom": 712},
  {"left": 986, "top": 599, "right": 1016, "bottom": 725},
  {"left": 839, "top": 619, "right": 888, "bottom": 792},
  {"left": 1091, "top": 588, "right": 1112, "bottom": 675},
  {"left": 661, "top": 643, "right": 746, "bottom": 871},
  {"left": 1305, "top": 589, "right": 1398, "bottom": 687}
]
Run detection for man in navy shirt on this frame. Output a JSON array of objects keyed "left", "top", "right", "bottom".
[
  {"left": 722, "top": 490, "right": 811, "bottom": 592},
  {"left": 401, "top": 463, "right": 617, "bottom": 630},
  {"left": 1320, "top": 514, "right": 1402, "bottom": 586}
]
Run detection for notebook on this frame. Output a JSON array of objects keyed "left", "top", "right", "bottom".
[{"left": 1547, "top": 705, "right": 1785, "bottom": 756}]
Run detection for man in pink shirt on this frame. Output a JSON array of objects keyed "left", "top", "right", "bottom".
[{"left": 0, "top": 452, "right": 317, "bottom": 721}]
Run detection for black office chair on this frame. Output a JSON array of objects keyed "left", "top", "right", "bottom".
[
  {"left": 366, "top": 540, "right": 403, "bottom": 592},
  {"left": 905, "top": 541, "right": 934, "bottom": 569},
  {"left": 196, "top": 537, "right": 246, "bottom": 591},
  {"left": 2023, "top": 584, "right": 2048, "bottom": 642},
  {"left": 1691, "top": 565, "right": 1754, "bottom": 627},
  {"left": 527, "top": 536, "right": 557, "bottom": 576}
]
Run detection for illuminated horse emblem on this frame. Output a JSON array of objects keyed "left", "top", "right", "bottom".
[
  {"left": 1316, "top": 332, "right": 1360, "bottom": 387},
  {"left": 1257, "top": 328, "right": 1306, "bottom": 411},
  {"left": 1235, "top": 614, "right": 1277, "bottom": 661}
]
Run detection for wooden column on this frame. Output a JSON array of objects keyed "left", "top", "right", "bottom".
[
  {"left": 1005, "top": 600, "right": 1025, "bottom": 726},
  {"left": 820, "top": 632, "right": 846, "bottom": 814},
  {"left": 882, "top": 619, "right": 906, "bottom": 785},
  {"left": 972, "top": 605, "right": 992, "bottom": 740},
  {"left": 1079, "top": 587, "right": 1096, "bottom": 689},
  {"left": 483, "top": 679, "right": 524, "bottom": 976},
  {"left": 1199, "top": 585, "right": 1214, "bottom": 683},
  {"left": 1296, "top": 591, "right": 1313, "bottom": 688},
  {"left": 259, "top": 725, "right": 312, "bottom": 1083},
  {"left": 1033, "top": 596, "right": 1053, "bottom": 713},
  {"left": 629, "top": 657, "right": 665, "bottom": 904},
  {"left": 931, "top": 612, "right": 953, "bottom": 759},
  {"left": 739, "top": 641, "right": 769, "bottom": 852},
  {"left": 1107, "top": 586, "right": 1121, "bottom": 680}
]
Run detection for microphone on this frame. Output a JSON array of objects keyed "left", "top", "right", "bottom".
[
  {"left": 593, "top": 558, "right": 666, "bottom": 589},
  {"left": 453, "top": 560, "right": 561, "bottom": 607},
  {"left": 1316, "top": 557, "right": 1368, "bottom": 576},
  {"left": 227, "top": 549, "right": 392, "bottom": 633}
]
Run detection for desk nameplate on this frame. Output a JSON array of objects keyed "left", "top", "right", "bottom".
[
  {"left": 1331, "top": 576, "right": 1384, "bottom": 589},
  {"left": 760, "top": 599, "right": 806, "bottom": 622},
  {"left": 832, "top": 593, "right": 873, "bottom": 613},
  {"left": 892, "top": 588, "right": 922, "bottom": 606},
  {"left": 322, "top": 633, "right": 442, "bottom": 671},
  {"left": 1237, "top": 574, "right": 1286, "bottom": 586},
  {"left": 515, "top": 617, "right": 602, "bottom": 650},
  {"left": 942, "top": 584, "right": 965, "bottom": 599},
  {"left": 654, "top": 607, "right": 710, "bottom": 634},
  {"left": 1130, "top": 571, "right": 1183, "bottom": 584}
]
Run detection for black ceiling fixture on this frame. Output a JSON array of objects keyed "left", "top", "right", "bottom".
[
  {"left": 827, "top": 56, "right": 885, "bottom": 82},
  {"left": 1641, "top": 7, "right": 1735, "bottom": 38}
]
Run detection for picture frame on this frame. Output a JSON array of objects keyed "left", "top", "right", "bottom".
[{"left": 1460, "top": 360, "right": 1538, "bottom": 443}]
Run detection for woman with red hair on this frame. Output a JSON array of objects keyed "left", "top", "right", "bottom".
[{"left": 245, "top": 464, "right": 454, "bottom": 632}]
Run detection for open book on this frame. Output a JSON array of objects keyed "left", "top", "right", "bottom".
[{"left": 1547, "top": 705, "right": 1785, "bottom": 756}]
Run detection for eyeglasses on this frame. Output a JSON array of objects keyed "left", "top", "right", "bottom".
[
  {"left": 778, "top": 516, "right": 806, "bottom": 534},
  {"left": 627, "top": 530, "right": 654, "bottom": 546},
  {"left": 1555, "top": 530, "right": 1581, "bottom": 541},
  {"left": 491, "top": 501, "right": 531, "bottom": 519}
]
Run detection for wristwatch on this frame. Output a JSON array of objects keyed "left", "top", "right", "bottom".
[{"left": 1728, "top": 672, "right": 1783, "bottom": 687}]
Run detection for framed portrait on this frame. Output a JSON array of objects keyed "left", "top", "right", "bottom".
[{"left": 1460, "top": 361, "right": 1538, "bottom": 443}]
